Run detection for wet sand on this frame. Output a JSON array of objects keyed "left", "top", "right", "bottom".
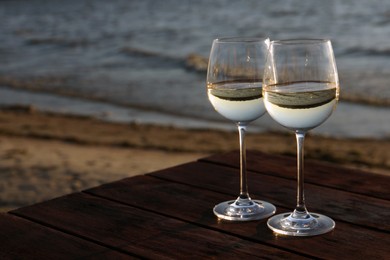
[{"left": 0, "top": 107, "right": 388, "bottom": 211}]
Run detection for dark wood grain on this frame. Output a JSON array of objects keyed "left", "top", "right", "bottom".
[
  {"left": 201, "top": 150, "right": 390, "bottom": 200},
  {"left": 11, "top": 192, "right": 307, "bottom": 259},
  {"left": 85, "top": 175, "right": 390, "bottom": 260},
  {"left": 5, "top": 151, "right": 390, "bottom": 260},
  {"left": 148, "top": 160, "right": 390, "bottom": 232},
  {"left": 0, "top": 213, "right": 135, "bottom": 259}
]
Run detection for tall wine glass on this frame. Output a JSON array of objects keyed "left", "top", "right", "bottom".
[
  {"left": 206, "top": 37, "right": 276, "bottom": 221},
  {"left": 263, "top": 39, "right": 339, "bottom": 236}
]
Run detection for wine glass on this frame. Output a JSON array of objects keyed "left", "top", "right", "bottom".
[
  {"left": 263, "top": 39, "right": 339, "bottom": 236},
  {"left": 206, "top": 37, "right": 276, "bottom": 221}
]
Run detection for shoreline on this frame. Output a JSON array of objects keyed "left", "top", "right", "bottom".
[
  {"left": 0, "top": 107, "right": 389, "bottom": 212},
  {"left": 0, "top": 86, "right": 389, "bottom": 139}
]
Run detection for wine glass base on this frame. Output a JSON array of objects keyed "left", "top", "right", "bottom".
[
  {"left": 267, "top": 212, "right": 335, "bottom": 236},
  {"left": 213, "top": 199, "right": 276, "bottom": 221}
]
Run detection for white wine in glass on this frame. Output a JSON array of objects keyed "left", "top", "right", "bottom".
[
  {"left": 206, "top": 37, "right": 276, "bottom": 221},
  {"left": 263, "top": 39, "right": 339, "bottom": 236}
]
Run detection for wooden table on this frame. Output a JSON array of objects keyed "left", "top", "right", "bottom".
[{"left": 1, "top": 150, "right": 389, "bottom": 259}]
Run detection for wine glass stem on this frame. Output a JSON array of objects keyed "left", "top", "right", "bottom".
[
  {"left": 295, "top": 130, "right": 308, "bottom": 213},
  {"left": 238, "top": 123, "right": 249, "bottom": 199}
]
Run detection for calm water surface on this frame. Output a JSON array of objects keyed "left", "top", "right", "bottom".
[{"left": 0, "top": 0, "right": 389, "bottom": 138}]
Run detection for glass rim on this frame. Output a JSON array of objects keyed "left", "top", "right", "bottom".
[
  {"left": 213, "top": 37, "right": 270, "bottom": 43},
  {"left": 270, "top": 39, "right": 331, "bottom": 45}
]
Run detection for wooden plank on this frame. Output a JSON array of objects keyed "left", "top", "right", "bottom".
[
  {"left": 149, "top": 161, "right": 390, "bottom": 232},
  {"left": 11, "top": 192, "right": 307, "bottom": 259},
  {"left": 201, "top": 150, "right": 390, "bottom": 200},
  {"left": 85, "top": 175, "right": 390, "bottom": 260},
  {"left": 0, "top": 213, "right": 135, "bottom": 259}
]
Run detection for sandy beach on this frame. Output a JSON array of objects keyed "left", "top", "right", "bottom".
[{"left": 0, "top": 106, "right": 388, "bottom": 212}]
